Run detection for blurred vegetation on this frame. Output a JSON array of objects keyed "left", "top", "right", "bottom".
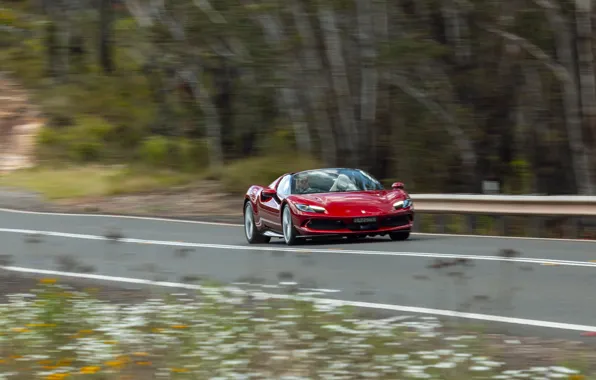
[
  {"left": 0, "top": 278, "right": 590, "bottom": 379},
  {"left": 1, "top": 0, "right": 595, "bottom": 195}
]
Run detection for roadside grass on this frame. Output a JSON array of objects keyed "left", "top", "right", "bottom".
[
  {"left": 0, "top": 279, "right": 590, "bottom": 379},
  {"left": 0, "top": 166, "right": 197, "bottom": 200},
  {"left": 0, "top": 153, "right": 321, "bottom": 200}
]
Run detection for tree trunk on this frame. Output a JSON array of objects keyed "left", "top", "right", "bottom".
[
  {"left": 291, "top": 0, "right": 337, "bottom": 166},
  {"left": 575, "top": 0, "right": 596, "bottom": 146},
  {"left": 179, "top": 68, "right": 224, "bottom": 170},
  {"left": 534, "top": 0, "right": 594, "bottom": 193},
  {"left": 246, "top": 6, "right": 312, "bottom": 154},
  {"left": 317, "top": 4, "right": 358, "bottom": 166},
  {"left": 99, "top": 0, "right": 114, "bottom": 73},
  {"left": 355, "top": 0, "right": 378, "bottom": 172}
]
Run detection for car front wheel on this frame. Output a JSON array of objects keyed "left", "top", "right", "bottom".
[
  {"left": 282, "top": 205, "right": 299, "bottom": 245},
  {"left": 389, "top": 231, "right": 410, "bottom": 241},
  {"left": 244, "top": 202, "right": 270, "bottom": 244}
]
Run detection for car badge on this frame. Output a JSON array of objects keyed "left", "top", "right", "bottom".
[{"left": 361, "top": 210, "right": 366, "bottom": 214}]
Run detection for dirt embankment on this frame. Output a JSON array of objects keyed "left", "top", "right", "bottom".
[{"left": 0, "top": 72, "right": 43, "bottom": 173}]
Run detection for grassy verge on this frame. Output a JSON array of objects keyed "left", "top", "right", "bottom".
[
  {"left": 0, "top": 153, "right": 322, "bottom": 201},
  {"left": 0, "top": 279, "right": 591, "bottom": 379},
  {"left": 0, "top": 166, "right": 198, "bottom": 200}
]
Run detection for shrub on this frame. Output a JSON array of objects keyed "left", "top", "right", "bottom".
[
  {"left": 36, "top": 116, "right": 117, "bottom": 163},
  {"left": 218, "top": 153, "right": 321, "bottom": 194},
  {"left": 137, "top": 136, "right": 210, "bottom": 172},
  {"left": 138, "top": 135, "right": 170, "bottom": 168}
]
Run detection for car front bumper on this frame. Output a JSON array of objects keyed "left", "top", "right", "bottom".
[{"left": 294, "top": 211, "right": 414, "bottom": 236}]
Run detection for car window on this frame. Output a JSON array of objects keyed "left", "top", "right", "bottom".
[
  {"left": 277, "top": 175, "right": 291, "bottom": 197},
  {"left": 291, "top": 168, "right": 384, "bottom": 194}
]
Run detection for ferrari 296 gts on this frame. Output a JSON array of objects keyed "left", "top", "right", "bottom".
[{"left": 243, "top": 168, "right": 414, "bottom": 245}]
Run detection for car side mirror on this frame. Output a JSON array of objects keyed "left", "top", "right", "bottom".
[
  {"left": 391, "top": 182, "right": 404, "bottom": 190},
  {"left": 261, "top": 188, "right": 277, "bottom": 200}
]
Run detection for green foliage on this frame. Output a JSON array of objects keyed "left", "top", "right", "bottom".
[
  {"left": 137, "top": 136, "right": 209, "bottom": 172},
  {"left": 138, "top": 136, "right": 170, "bottom": 167},
  {"left": 217, "top": 153, "right": 322, "bottom": 194},
  {"left": 509, "top": 159, "right": 533, "bottom": 194},
  {"left": 36, "top": 116, "right": 117, "bottom": 163},
  {"left": 257, "top": 129, "right": 297, "bottom": 155},
  {"left": 2, "top": 0, "right": 588, "bottom": 196}
]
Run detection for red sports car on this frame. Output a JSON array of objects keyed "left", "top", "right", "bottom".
[{"left": 243, "top": 168, "right": 414, "bottom": 245}]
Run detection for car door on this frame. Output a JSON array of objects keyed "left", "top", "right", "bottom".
[{"left": 259, "top": 174, "right": 291, "bottom": 231}]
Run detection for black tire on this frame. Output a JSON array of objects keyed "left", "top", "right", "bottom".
[
  {"left": 281, "top": 204, "right": 299, "bottom": 245},
  {"left": 244, "top": 202, "right": 271, "bottom": 244},
  {"left": 389, "top": 231, "right": 410, "bottom": 241}
]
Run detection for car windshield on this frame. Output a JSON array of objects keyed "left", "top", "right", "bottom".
[{"left": 291, "top": 168, "right": 384, "bottom": 195}]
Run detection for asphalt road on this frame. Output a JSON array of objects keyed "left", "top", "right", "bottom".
[{"left": 1, "top": 208, "right": 596, "bottom": 341}]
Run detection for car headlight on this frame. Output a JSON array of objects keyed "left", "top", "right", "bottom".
[
  {"left": 393, "top": 198, "right": 413, "bottom": 209},
  {"left": 295, "top": 204, "right": 326, "bottom": 213}
]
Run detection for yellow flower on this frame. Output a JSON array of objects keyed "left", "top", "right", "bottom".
[
  {"left": 151, "top": 328, "right": 163, "bottom": 333},
  {"left": 103, "top": 340, "right": 118, "bottom": 345},
  {"left": 569, "top": 376, "right": 585, "bottom": 380},
  {"left": 135, "top": 361, "right": 152, "bottom": 366},
  {"left": 45, "top": 374, "right": 69, "bottom": 380},
  {"left": 171, "top": 325, "right": 188, "bottom": 329},
  {"left": 10, "top": 327, "right": 29, "bottom": 333},
  {"left": 132, "top": 352, "right": 149, "bottom": 357},
  {"left": 78, "top": 329, "right": 94, "bottom": 334},
  {"left": 40, "top": 278, "right": 57, "bottom": 284},
  {"left": 80, "top": 366, "right": 101, "bottom": 374},
  {"left": 116, "top": 355, "right": 130, "bottom": 364},
  {"left": 172, "top": 368, "right": 189, "bottom": 373},
  {"left": 0, "top": 359, "right": 5, "bottom": 364},
  {"left": 105, "top": 359, "right": 125, "bottom": 369}
]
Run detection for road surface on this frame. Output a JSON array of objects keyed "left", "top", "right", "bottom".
[{"left": 1, "top": 207, "right": 596, "bottom": 341}]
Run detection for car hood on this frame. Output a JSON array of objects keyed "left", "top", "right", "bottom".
[{"left": 289, "top": 190, "right": 408, "bottom": 216}]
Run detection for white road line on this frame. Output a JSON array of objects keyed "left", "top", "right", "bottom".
[
  {"left": 2, "top": 265, "right": 595, "bottom": 333},
  {"left": 0, "top": 207, "right": 241, "bottom": 227},
  {"left": 1, "top": 206, "right": 594, "bottom": 243},
  {"left": 231, "top": 281, "right": 341, "bottom": 293},
  {"left": 1, "top": 227, "right": 596, "bottom": 268}
]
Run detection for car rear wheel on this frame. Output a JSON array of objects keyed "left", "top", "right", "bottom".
[
  {"left": 389, "top": 231, "right": 410, "bottom": 241},
  {"left": 282, "top": 205, "right": 299, "bottom": 245},
  {"left": 244, "top": 202, "right": 270, "bottom": 244}
]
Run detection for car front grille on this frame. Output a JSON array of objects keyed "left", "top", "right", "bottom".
[
  {"left": 305, "top": 213, "right": 413, "bottom": 231},
  {"left": 306, "top": 219, "right": 346, "bottom": 231}
]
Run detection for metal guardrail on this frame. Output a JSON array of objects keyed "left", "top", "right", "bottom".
[
  {"left": 408, "top": 194, "right": 596, "bottom": 239},
  {"left": 410, "top": 194, "right": 596, "bottom": 216}
]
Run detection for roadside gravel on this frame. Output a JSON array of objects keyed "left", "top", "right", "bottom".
[{"left": 0, "top": 186, "right": 245, "bottom": 224}]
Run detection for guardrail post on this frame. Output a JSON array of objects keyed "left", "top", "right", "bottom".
[
  {"left": 435, "top": 214, "right": 446, "bottom": 234},
  {"left": 570, "top": 216, "right": 580, "bottom": 239},
  {"left": 466, "top": 215, "right": 476, "bottom": 234},
  {"left": 530, "top": 216, "right": 543, "bottom": 239},
  {"left": 495, "top": 215, "right": 506, "bottom": 236},
  {"left": 412, "top": 214, "right": 421, "bottom": 233}
]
